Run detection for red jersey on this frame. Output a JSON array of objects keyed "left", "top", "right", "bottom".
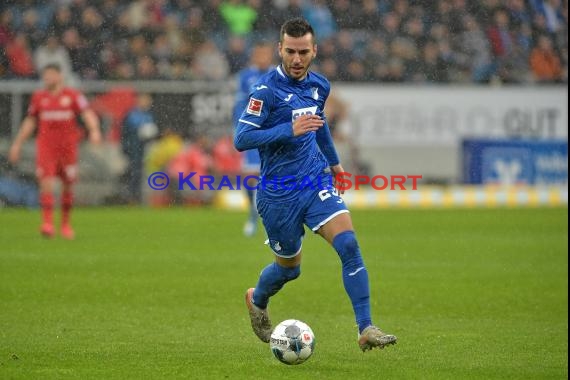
[{"left": 27, "top": 87, "right": 89, "bottom": 145}]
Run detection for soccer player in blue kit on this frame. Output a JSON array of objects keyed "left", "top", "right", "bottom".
[
  {"left": 234, "top": 18, "right": 397, "bottom": 352},
  {"left": 233, "top": 42, "right": 274, "bottom": 237}
]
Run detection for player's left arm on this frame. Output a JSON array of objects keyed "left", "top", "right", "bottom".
[
  {"left": 317, "top": 84, "right": 345, "bottom": 192},
  {"left": 74, "top": 91, "right": 102, "bottom": 144},
  {"left": 81, "top": 109, "right": 102, "bottom": 145},
  {"left": 316, "top": 118, "right": 346, "bottom": 193}
]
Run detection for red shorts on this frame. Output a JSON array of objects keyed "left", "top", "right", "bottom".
[{"left": 36, "top": 141, "right": 78, "bottom": 184}]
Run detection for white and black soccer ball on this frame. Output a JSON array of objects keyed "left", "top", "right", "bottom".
[{"left": 270, "top": 319, "right": 315, "bottom": 365}]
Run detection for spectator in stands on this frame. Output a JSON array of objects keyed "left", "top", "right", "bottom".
[
  {"left": 191, "top": 40, "right": 229, "bottom": 80},
  {"left": 136, "top": 56, "right": 158, "bottom": 79},
  {"left": 219, "top": 0, "right": 258, "bottom": 36},
  {"left": 458, "top": 15, "right": 496, "bottom": 82},
  {"left": 357, "top": 0, "right": 382, "bottom": 32},
  {"left": 472, "top": 0, "right": 502, "bottom": 28},
  {"left": 121, "top": 93, "right": 158, "bottom": 204},
  {"left": 169, "top": 60, "right": 191, "bottom": 80},
  {"left": 270, "top": 0, "right": 304, "bottom": 28},
  {"left": 226, "top": 35, "right": 249, "bottom": 74},
  {"left": 113, "top": 62, "right": 135, "bottom": 80},
  {"left": 185, "top": 6, "right": 208, "bottom": 44},
  {"left": 34, "top": 35, "right": 74, "bottom": 80},
  {"left": 152, "top": 33, "right": 173, "bottom": 63},
  {"left": 78, "top": 7, "right": 104, "bottom": 46},
  {"left": 6, "top": 33, "right": 35, "bottom": 78},
  {"left": 487, "top": 8, "right": 517, "bottom": 79},
  {"left": 363, "top": 37, "right": 387, "bottom": 80},
  {"left": 530, "top": 0, "right": 565, "bottom": 34},
  {"left": 318, "top": 57, "right": 339, "bottom": 80},
  {"left": 414, "top": 41, "right": 448, "bottom": 83},
  {"left": 51, "top": 7, "right": 74, "bottom": 36},
  {"left": 331, "top": 0, "right": 356, "bottom": 30},
  {"left": 382, "top": 12, "right": 402, "bottom": 45},
  {"left": 302, "top": 0, "right": 337, "bottom": 40},
  {"left": 403, "top": 16, "right": 427, "bottom": 48},
  {"left": 212, "top": 135, "right": 242, "bottom": 176},
  {"left": 384, "top": 58, "right": 406, "bottom": 82},
  {"left": 448, "top": 0, "right": 470, "bottom": 35},
  {"left": 530, "top": 34, "right": 563, "bottom": 82},
  {"left": 19, "top": 9, "right": 44, "bottom": 49},
  {"left": 0, "top": 9, "right": 13, "bottom": 47},
  {"left": 336, "top": 31, "right": 356, "bottom": 80},
  {"left": 167, "top": 134, "right": 211, "bottom": 204},
  {"left": 0, "top": 0, "right": 567, "bottom": 84},
  {"left": 61, "top": 28, "right": 91, "bottom": 77},
  {"left": 127, "top": 35, "right": 149, "bottom": 64},
  {"left": 146, "top": 128, "right": 184, "bottom": 174},
  {"left": 507, "top": 0, "right": 533, "bottom": 27}
]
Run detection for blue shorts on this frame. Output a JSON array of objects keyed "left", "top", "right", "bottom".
[
  {"left": 242, "top": 149, "right": 261, "bottom": 173},
  {"left": 257, "top": 184, "right": 349, "bottom": 258}
]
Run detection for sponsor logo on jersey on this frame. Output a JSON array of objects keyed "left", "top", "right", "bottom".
[
  {"left": 311, "top": 87, "right": 319, "bottom": 100},
  {"left": 40, "top": 110, "right": 74, "bottom": 121},
  {"left": 255, "top": 85, "right": 268, "bottom": 90},
  {"left": 292, "top": 106, "right": 318, "bottom": 122},
  {"left": 284, "top": 94, "right": 293, "bottom": 102},
  {"left": 247, "top": 98, "right": 263, "bottom": 116},
  {"left": 60, "top": 96, "right": 71, "bottom": 107}
]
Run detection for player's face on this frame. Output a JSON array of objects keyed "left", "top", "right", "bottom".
[
  {"left": 279, "top": 33, "right": 317, "bottom": 81},
  {"left": 42, "top": 68, "right": 63, "bottom": 91}
]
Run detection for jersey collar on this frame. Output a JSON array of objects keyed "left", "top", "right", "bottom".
[{"left": 277, "top": 64, "right": 309, "bottom": 84}]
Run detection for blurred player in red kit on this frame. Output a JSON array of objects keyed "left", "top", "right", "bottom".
[{"left": 8, "top": 63, "right": 101, "bottom": 239}]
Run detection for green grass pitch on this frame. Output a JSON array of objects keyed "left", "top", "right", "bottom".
[{"left": 0, "top": 207, "right": 567, "bottom": 379}]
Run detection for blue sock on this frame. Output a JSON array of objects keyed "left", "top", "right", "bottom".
[
  {"left": 252, "top": 262, "right": 300, "bottom": 309},
  {"left": 246, "top": 189, "right": 258, "bottom": 223},
  {"left": 333, "top": 231, "right": 372, "bottom": 334}
]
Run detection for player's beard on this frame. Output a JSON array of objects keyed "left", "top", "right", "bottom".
[
  {"left": 286, "top": 61, "right": 312, "bottom": 80},
  {"left": 283, "top": 60, "right": 313, "bottom": 80},
  {"left": 45, "top": 82, "right": 62, "bottom": 93}
]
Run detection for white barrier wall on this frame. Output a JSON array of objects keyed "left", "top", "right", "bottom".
[
  {"left": 1, "top": 81, "right": 567, "bottom": 184},
  {"left": 334, "top": 85, "right": 568, "bottom": 182}
]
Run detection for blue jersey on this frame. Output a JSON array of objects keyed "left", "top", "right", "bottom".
[
  {"left": 233, "top": 66, "right": 272, "bottom": 125},
  {"left": 234, "top": 65, "right": 340, "bottom": 200}
]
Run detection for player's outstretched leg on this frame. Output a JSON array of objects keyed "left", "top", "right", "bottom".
[
  {"left": 243, "top": 188, "right": 258, "bottom": 237},
  {"left": 332, "top": 231, "right": 397, "bottom": 351},
  {"left": 245, "top": 260, "right": 300, "bottom": 342},
  {"left": 61, "top": 184, "right": 74, "bottom": 240}
]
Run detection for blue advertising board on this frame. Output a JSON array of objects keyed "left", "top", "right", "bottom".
[{"left": 463, "top": 140, "right": 568, "bottom": 185}]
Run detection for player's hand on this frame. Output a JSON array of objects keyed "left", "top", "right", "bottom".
[
  {"left": 89, "top": 129, "right": 102, "bottom": 145},
  {"left": 8, "top": 144, "right": 21, "bottom": 164},
  {"left": 292, "top": 115, "right": 324, "bottom": 137},
  {"left": 330, "top": 164, "right": 346, "bottom": 195}
]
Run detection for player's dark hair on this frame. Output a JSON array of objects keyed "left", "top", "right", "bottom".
[
  {"left": 42, "top": 63, "right": 62, "bottom": 73},
  {"left": 280, "top": 18, "right": 315, "bottom": 42}
]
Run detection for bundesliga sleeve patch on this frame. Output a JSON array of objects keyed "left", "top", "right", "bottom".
[{"left": 246, "top": 98, "right": 263, "bottom": 117}]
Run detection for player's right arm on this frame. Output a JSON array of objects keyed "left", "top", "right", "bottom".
[
  {"left": 234, "top": 87, "right": 324, "bottom": 152},
  {"left": 8, "top": 93, "right": 39, "bottom": 164}
]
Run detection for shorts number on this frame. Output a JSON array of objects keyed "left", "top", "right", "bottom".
[{"left": 318, "top": 188, "right": 341, "bottom": 202}]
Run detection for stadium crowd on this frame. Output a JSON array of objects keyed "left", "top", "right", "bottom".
[{"left": 0, "top": 0, "right": 567, "bottom": 83}]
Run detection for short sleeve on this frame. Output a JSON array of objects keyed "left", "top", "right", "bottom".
[
  {"left": 72, "top": 91, "right": 89, "bottom": 114},
  {"left": 27, "top": 93, "right": 39, "bottom": 118}
]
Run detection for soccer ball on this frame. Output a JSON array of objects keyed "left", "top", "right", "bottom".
[{"left": 270, "top": 319, "right": 315, "bottom": 365}]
